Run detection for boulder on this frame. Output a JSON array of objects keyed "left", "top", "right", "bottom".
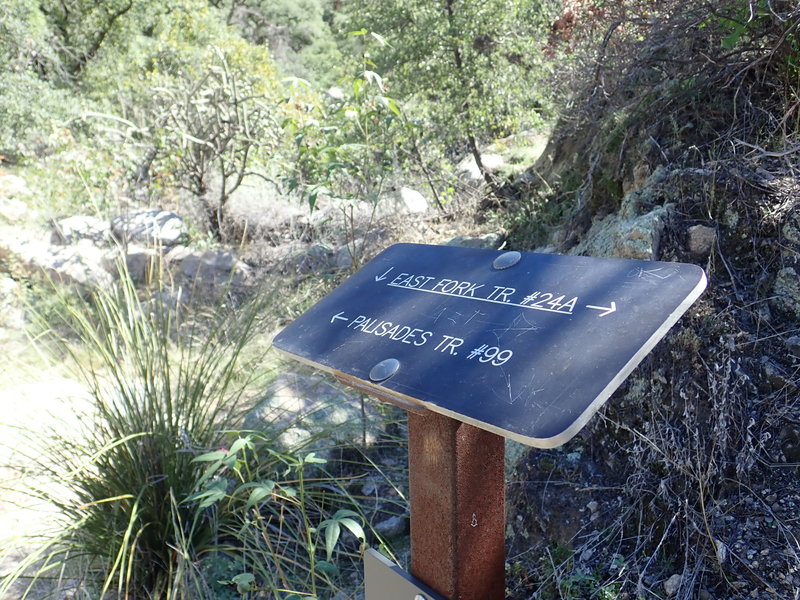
[
  {"left": 111, "top": 209, "right": 188, "bottom": 247},
  {"left": 398, "top": 187, "right": 428, "bottom": 213},
  {"left": 166, "top": 246, "right": 250, "bottom": 289},
  {"left": 50, "top": 215, "right": 110, "bottom": 245},
  {"left": 456, "top": 153, "right": 505, "bottom": 182},
  {"left": 0, "top": 234, "right": 114, "bottom": 288},
  {"left": 245, "top": 372, "right": 384, "bottom": 451},
  {"left": 570, "top": 205, "right": 668, "bottom": 260}
]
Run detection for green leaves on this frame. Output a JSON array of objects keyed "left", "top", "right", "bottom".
[
  {"left": 319, "top": 509, "right": 366, "bottom": 561},
  {"left": 280, "top": 65, "right": 407, "bottom": 217}
]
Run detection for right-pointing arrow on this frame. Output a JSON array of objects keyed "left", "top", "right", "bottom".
[{"left": 586, "top": 301, "right": 617, "bottom": 317}]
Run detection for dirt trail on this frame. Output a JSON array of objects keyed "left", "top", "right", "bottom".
[{"left": 0, "top": 332, "right": 91, "bottom": 598}]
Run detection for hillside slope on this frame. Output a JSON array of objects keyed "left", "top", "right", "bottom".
[{"left": 500, "top": 4, "right": 800, "bottom": 599}]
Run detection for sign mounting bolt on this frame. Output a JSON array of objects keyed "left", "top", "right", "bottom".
[
  {"left": 369, "top": 358, "right": 400, "bottom": 383},
  {"left": 492, "top": 251, "right": 521, "bottom": 270}
]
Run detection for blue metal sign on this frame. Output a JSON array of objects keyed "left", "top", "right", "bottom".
[{"left": 273, "top": 244, "right": 707, "bottom": 448}]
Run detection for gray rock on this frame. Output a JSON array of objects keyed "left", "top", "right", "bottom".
[
  {"left": 373, "top": 515, "right": 409, "bottom": 539},
  {"left": 50, "top": 216, "right": 110, "bottom": 245},
  {"left": 570, "top": 205, "right": 668, "bottom": 260},
  {"left": 446, "top": 232, "right": 505, "bottom": 249},
  {"left": 335, "top": 242, "right": 359, "bottom": 271},
  {"left": 786, "top": 335, "right": 800, "bottom": 356},
  {"left": 283, "top": 244, "right": 335, "bottom": 274},
  {"left": 0, "top": 235, "right": 115, "bottom": 287},
  {"left": 245, "top": 372, "right": 383, "bottom": 450},
  {"left": 111, "top": 209, "right": 188, "bottom": 247},
  {"left": 122, "top": 245, "right": 159, "bottom": 282},
  {"left": 761, "top": 358, "right": 795, "bottom": 392},
  {"left": 687, "top": 224, "right": 716, "bottom": 255},
  {"left": 771, "top": 267, "right": 800, "bottom": 317},
  {"left": 663, "top": 574, "right": 682, "bottom": 597},
  {"left": 166, "top": 246, "right": 250, "bottom": 288},
  {"left": 397, "top": 187, "right": 428, "bottom": 213},
  {"left": 456, "top": 153, "right": 505, "bottom": 182},
  {"left": 361, "top": 481, "right": 379, "bottom": 496}
]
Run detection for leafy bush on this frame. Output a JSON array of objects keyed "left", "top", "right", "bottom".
[
  {"left": 0, "top": 72, "right": 82, "bottom": 161},
  {"left": 148, "top": 41, "right": 282, "bottom": 240},
  {"left": 227, "top": 0, "right": 346, "bottom": 85}
]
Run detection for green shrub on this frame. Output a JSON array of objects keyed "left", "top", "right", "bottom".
[{"left": 0, "top": 72, "right": 82, "bottom": 161}]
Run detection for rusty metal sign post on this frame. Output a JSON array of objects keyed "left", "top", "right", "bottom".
[{"left": 273, "top": 243, "right": 707, "bottom": 600}]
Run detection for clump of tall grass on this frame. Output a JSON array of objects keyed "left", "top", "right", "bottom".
[
  {"left": 2, "top": 267, "right": 403, "bottom": 600},
  {"left": 0, "top": 269, "right": 272, "bottom": 598}
]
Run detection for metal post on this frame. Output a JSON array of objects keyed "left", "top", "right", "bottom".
[{"left": 407, "top": 410, "right": 506, "bottom": 600}]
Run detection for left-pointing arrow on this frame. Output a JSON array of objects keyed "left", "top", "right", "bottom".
[
  {"left": 331, "top": 312, "right": 349, "bottom": 323},
  {"left": 375, "top": 267, "right": 393, "bottom": 282},
  {"left": 585, "top": 301, "right": 617, "bottom": 317}
]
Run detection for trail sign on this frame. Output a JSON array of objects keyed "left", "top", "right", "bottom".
[{"left": 273, "top": 243, "right": 707, "bottom": 448}]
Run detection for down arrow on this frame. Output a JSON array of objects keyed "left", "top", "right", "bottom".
[{"left": 375, "top": 267, "right": 394, "bottom": 282}]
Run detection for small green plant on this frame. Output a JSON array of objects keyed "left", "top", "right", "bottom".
[{"left": 186, "top": 436, "right": 368, "bottom": 598}]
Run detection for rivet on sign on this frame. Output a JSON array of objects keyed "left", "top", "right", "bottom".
[
  {"left": 369, "top": 358, "right": 400, "bottom": 383},
  {"left": 492, "top": 251, "right": 521, "bottom": 270}
]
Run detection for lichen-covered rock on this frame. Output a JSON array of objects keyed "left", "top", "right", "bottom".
[
  {"left": 570, "top": 205, "right": 668, "bottom": 260},
  {"left": 771, "top": 267, "right": 800, "bottom": 317},
  {"left": 782, "top": 210, "right": 800, "bottom": 247}
]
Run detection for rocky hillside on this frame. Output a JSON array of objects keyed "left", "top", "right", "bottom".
[{"left": 497, "top": 4, "right": 800, "bottom": 599}]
